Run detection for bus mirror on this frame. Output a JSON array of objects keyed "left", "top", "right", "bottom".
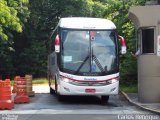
[
  {"left": 55, "top": 35, "right": 60, "bottom": 53},
  {"left": 118, "top": 35, "right": 127, "bottom": 54}
]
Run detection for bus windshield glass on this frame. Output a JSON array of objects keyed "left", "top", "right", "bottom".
[{"left": 60, "top": 29, "right": 118, "bottom": 75}]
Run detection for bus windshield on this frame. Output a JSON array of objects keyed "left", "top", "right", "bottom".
[{"left": 60, "top": 29, "right": 118, "bottom": 75}]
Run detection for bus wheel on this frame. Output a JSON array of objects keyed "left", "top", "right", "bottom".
[
  {"left": 54, "top": 78, "right": 58, "bottom": 94},
  {"left": 50, "top": 87, "right": 55, "bottom": 95},
  {"left": 101, "top": 96, "right": 109, "bottom": 104},
  {"left": 49, "top": 73, "right": 54, "bottom": 95},
  {"left": 57, "top": 94, "right": 64, "bottom": 101}
]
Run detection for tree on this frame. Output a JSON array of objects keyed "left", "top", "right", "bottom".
[
  {"left": 0, "top": 0, "right": 29, "bottom": 78},
  {"left": 0, "top": 0, "right": 146, "bottom": 79},
  {"left": 0, "top": 0, "right": 29, "bottom": 41},
  {"left": 103, "top": 0, "right": 145, "bottom": 84},
  {"left": 12, "top": 0, "right": 107, "bottom": 77}
]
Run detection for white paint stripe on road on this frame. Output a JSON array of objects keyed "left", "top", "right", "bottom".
[{"left": 0, "top": 109, "right": 149, "bottom": 115}]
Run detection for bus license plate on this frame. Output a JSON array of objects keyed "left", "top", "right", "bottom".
[{"left": 85, "top": 88, "right": 96, "bottom": 93}]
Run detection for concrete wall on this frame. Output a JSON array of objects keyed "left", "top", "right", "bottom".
[
  {"left": 129, "top": 5, "right": 160, "bottom": 29},
  {"left": 138, "top": 55, "right": 160, "bottom": 102}
]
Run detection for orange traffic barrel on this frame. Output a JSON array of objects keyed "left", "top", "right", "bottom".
[
  {"left": 12, "top": 76, "right": 20, "bottom": 93},
  {"left": 0, "top": 79, "right": 14, "bottom": 110},
  {"left": 14, "top": 77, "right": 29, "bottom": 104},
  {"left": 25, "top": 75, "right": 35, "bottom": 97}
]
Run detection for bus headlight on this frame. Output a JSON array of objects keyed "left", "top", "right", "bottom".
[
  {"left": 61, "top": 77, "right": 70, "bottom": 83},
  {"left": 108, "top": 78, "right": 118, "bottom": 84},
  {"left": 60, "top": 75, "right": 119, "bottom": 86}
]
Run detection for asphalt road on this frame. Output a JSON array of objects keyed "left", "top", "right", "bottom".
[{"left": 0, "top": 86, "right": 159, "bottom": 120}]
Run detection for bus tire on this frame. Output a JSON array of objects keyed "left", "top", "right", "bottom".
[
  {"left": 101, "top": 96, "right": 109, "bottom": 104},
  {"left": 55, "top": 77, "right": 58, "bottom": 94},
  {"left": 48, "top": 72, "right": 54, "bottom": 95},
  {"left": 50, "top": 87, "right": 55, "bottom": 95},
  {"left": 57, "top": 94, "right": 64, "bottom": 101}
]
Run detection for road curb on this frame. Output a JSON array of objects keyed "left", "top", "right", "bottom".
[{"left": 120, "top": 90, "right": 160, "bottom": 114}]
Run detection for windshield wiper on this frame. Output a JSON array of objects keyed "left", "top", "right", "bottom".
[
  {"left": 92, "top": 55, "right": 105, "bottom": 72},
  {"left": 75, "top": 54, "right": 105, "bottom": 74},
  {"left": 75, "top": 55, "right": 89, "bottom": 74}
]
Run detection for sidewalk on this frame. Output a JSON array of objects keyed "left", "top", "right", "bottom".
[
  {"left": 121, "top": 91, "right": 160, "bottom": 114},
  {"left": 32, "top": 85, "right": 49, "bottom": 93}
]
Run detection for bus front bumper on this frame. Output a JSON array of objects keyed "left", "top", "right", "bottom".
[{"left": 58, "top": 81, "right": 119, "bottom": 95}]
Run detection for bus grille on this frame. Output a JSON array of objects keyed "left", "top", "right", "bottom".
[{"left": 69, "top": 81, "right": 112, "bottom": 86}]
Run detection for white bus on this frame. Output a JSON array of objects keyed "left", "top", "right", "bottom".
[{"left": 48, "top": 17, "right": 126, "bottom": 102}]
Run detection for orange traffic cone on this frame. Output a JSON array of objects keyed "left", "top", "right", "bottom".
[
  {"left": 14, "top": 77, "right": 29, "bottom": 104},
  {"left": 0, "top": 79, "right": 14, "bottom": 110}
]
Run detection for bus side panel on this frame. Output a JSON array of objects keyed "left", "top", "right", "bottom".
[{"left": 48, "top": 52, "right": 57, "bottom": 86}]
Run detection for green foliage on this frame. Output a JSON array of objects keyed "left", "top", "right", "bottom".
[
  {"left": 0, "top": 41, "right": 15, "bottom": 79},
  {"left": 32, "top": 78, "right": 48, "bottom": 85},
  {"left": 103, "top": 0, "right": 145, "bottom": 84},
  {"left": 0, "top": 0, "right": 29, "bottom": 79},
  {"left": 59, "top": 0, "right": 93, "bottom": 17},
  {"left": 11, "top": 0, "right": 108, "bottom": 78},
  {"left": 91, "top": 1, "right": 107, "bottom": 17},
  {"left": 0, "top": 0, "right": 29, "bottom": 41},
  {"left": 14, "top": 40, "right": 47, "bottom": 77},
  {"left": 0, "top": 0, "right": 146, "bottom": 81},
  {"left": 120, "top": 84, "right": 138, "bottom": 93}
]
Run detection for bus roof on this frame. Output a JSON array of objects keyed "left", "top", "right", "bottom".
[{"left": 59, "top": 17, "right": 116, "bottom": 30}]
